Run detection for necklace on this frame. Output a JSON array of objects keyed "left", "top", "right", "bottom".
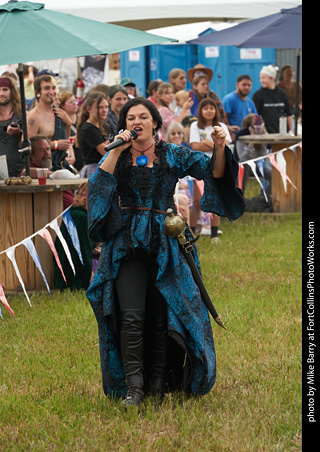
[{"left": 132, "top": 142, "right": 154, "bottom": 167}]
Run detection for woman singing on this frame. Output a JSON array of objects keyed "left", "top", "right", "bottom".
[{"left": 86, "top": 97, "right": 245, "bottom": 409}]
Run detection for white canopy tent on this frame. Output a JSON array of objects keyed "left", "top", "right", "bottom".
[{"left": 37, "top": 0, "right": 302, "bottom": 31}]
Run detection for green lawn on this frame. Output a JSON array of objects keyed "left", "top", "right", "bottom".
[{"left": 0, "top": 195, "right": 302, "bottom": 451}]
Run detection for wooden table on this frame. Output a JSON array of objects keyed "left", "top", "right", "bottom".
[
  {"left": 0, "top": 178, "right": 87, "bottom": 292},
  {"left": 238, "top": 133, "right": 302, "bottom": 213}
]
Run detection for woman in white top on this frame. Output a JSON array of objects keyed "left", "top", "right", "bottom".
[
  {"left": 190, "top": 97, "right": 231, "bottom": 157},
  {"left": 189, "top": 98, "right": 230, "bottom": 241}
]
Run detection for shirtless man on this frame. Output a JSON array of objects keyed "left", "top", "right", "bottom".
[{"left": 27, "top": 75, "right": 71, "bottom": 152}]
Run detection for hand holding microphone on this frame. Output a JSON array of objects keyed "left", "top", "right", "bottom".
[{"left": 105, "top": 130, "right": 138, "bottom": 151}]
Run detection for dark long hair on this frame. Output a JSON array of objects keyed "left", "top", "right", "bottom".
[
  {"left": 118, "top": 97, "right": 163, "bottom": 132},
  {"left": 197, "top": 98, "right": 220, "bottom": 129}
]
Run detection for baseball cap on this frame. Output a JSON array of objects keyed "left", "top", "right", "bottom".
[
  {"left": 36, "top": 69, "right": 59, "bottom": 78},
  {"left": 120, "top": 77, "right": 136, "bottom": 87}
]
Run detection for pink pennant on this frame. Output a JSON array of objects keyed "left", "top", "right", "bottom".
[
  {"left": 194, "top": 179, "right": 204, "bottom": 196},
  {"left": 37, "top": 228, "right": 67, "bottom": 283},
  {"left": 0, "top": 278, "right": 15, "bottom": 316},
  {"left": 268, "top": 154, "right": 297, "bottom": 191},
  {"left": 238, "top": 164, "right": 244, "bottom": 190}
]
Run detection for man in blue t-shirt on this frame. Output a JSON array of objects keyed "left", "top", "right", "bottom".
[{"left": 222, "top": 74, "right": 257, "bottom": 141}]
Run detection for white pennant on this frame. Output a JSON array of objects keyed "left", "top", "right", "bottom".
[
  {"left": 246, "top": 161, "right": 268, "bottom": 202},
  {"left": 276, "top": 150, "right": 288, "bottom": 193},
  {"left": 49, "top": 219, "right": 76, "bottom": 275},
  {"left": 6, "top": 247, "right": 32, "bottom": 307},
  {"left": 22, "top": 238, "right": 50, "bottom": 293}
]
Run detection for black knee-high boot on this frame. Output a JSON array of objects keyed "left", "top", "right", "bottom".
[
  {"left": 120, "top": 309, "right": 146, "bottom": 408},
  {"left": 148, "top": 315, "right": 168, "bottom": 400}
]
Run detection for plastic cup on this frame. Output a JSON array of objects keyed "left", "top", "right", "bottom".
[
  {"left": 253, "top": 125, "right": 263, "bottom": 135},
  {"left": 36, "top": 168, "right": 48, "bottom": 185}
]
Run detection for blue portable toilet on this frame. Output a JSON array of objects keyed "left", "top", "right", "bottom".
[
  {"left": 120, "top": 46, "right": 148, "bottom": 97},
  {"left": 148, "top": 43, "right": 198, "bottom": 90},
  {"left": 196, "top": 28, "right": 276, "bottom": 100},
  {"left": 120, "top": 43, "right": 199, "bottom": 97}
]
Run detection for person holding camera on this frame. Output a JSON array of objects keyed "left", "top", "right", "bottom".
[{"left": 0, "top": 76, "right": 24, "bottom": 177}]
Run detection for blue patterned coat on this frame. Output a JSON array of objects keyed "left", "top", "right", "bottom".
[{"left": 87, "top": 141, "right": 245, "bottom": 398}]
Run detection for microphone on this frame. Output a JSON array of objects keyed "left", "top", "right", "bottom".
[{"left": 104, "top": 130, "right": 138, "bottom": 151}]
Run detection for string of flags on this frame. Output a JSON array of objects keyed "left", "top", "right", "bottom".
[
  {"left": 237, "top": 142, "right": 302, "bottom": 202},
  {"left": 0, "top": 206, "right": 84, "bottom": 319}
]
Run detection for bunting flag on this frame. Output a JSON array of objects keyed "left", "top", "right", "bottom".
[
  {"left": 6, "top": 247, "right": 32, "bottom": 307},
  {"left": 62, "top": 210, "right": 84, "bottom": 265},
  {"left": 0, "top": 278, "right": 15, "bottom": 317},
  {"left": 49, "top": 219, "right": 76, "bottom": 275},
  {"left": 247, "top": 161, "right": 268, "bottom": 202},
  {"left": 268, "top": 153, "right": 297, "bottom": 191},
  {"left": 292, "top": 143, "right": 302, "bottom": 174},
  {"left": 275, "top": 150, "right": 288, "bottom": 193},
  {"left": 256, "top": 159, "right": 267, "bottom": 193},
  {"left": 37, "top": 228, "right": 67, "bottom": 284},
  {"left": 238, "top": 164, "right": 244, "bottom": 190},
  {"left": 22, "top": 238, "right": 50, "bottom": 293}
]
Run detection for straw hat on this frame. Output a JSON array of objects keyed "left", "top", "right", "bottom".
[{"left": 187, "top": 64, "right": 213, "bottom": 83}]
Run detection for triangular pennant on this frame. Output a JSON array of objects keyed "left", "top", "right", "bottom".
[
  {"left": 291, "top": 145, "right": 302, "bottom": 174},
  {"left": 276, "top": 151, "right": 288, "bottom": 193},
  {"left": 62, "top": 210, "right": 84, "bottom": 265},
  {"left": 37, "top": 228, "right": 67, "bottom": 283},
  {"left": 22, "top": 238, "right": 50, "bottom": 292},
  {"left": 256, "top": 159, "right": 267, "bottom": 192},
  {"left": 268, "top": 154, "right": 297, "bottom": 191},
  {"left": 194, "top": 179, "right": 204, "bottom": 197},
  {"left": 238, "top": 164, "right": 244, "bottom": 190},
  {"left": 49, "top": 219, "right": 76, "bottom": 275},
  {"left": 6, "top": 247, "right": 32, "bottom": 307},
  {"left": 0, "top": 278, "right": 16, "bottom": 317},
  {"left": 246, "top": 161, "right": 268, "bottom": 202}
]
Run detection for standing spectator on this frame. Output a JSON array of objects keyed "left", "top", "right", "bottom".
[
  {"left": 168, "top": 68, "right": 187, "bottom": 93},
  {"left": 190, "top": 98, "right": 231, "bottom": 241},
  {"left": 107, "top": 84, "right": 128, "bottom": 136},
  {"left": 277, "top": 65, "right": 302, "bottom": 110},
  {"left": 252, "top": 65, "right": 292, "bottom": 134},
  {"left": 120, "top": 77, "right": 138, "bottom": 98},
  {"left": 146, "top": 79, "right": 162, "bottom": 107},
  {"left": 187, "top": 65, "right": 226, "bottom": 121},
  {"left": 17, "top": 64, "right": 38, "bottom": 109},
  {"left": 157, "top": 82, "right": 192, "bottom": 139},
  {"left": 27, "top": 75, "right": 73, "bottom": 170},
  {"left": 59, "top": 90, "right": 83, "bottom": 171},
  {"left": 0, "top": 76, "right": 24, "bottom": 177},
  {"left": 222, "top": 74, "right": 257, "bottom": 141},
  {"left": 76, "top": 92, "right": 110, "bottom": 178}
]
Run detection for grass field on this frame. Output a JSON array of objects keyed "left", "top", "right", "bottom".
[{"left": 0, "top": 182, "right": 302, "bottom": 451}]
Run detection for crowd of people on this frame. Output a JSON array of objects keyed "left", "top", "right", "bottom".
[
  {"left": 0, "top": 60, "right": 301, "bottom": 409},
  {"left": 0, "top": 61, "right": 302, "bottom": 244}
]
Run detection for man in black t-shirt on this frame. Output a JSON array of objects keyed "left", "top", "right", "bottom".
[{"left": 252, "top": 65, "right": 292, "bottom": 134}]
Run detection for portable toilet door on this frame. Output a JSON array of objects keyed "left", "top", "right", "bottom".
[
  {"left": 148, "top": 43, "right": 198, "bottom": 90},
  {"left": 120, "top": 46, "right": 148, "bottom": 97}
]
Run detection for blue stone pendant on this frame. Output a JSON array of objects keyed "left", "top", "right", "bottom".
[{"left": 136, "top": 154, "right": 149, "bottom": 166}]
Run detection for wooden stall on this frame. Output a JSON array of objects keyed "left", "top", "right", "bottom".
[
  {"left": 237, "top": 133, "right": 302, "bottom": 213},
  {"left": 0, "top": 178, "right": 87, "bottom": 292}
]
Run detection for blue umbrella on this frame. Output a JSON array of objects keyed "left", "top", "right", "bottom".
[
  {"left": 188, "top": 5, "right": 302, "bottom": 133},
  {"left": 187, "top": 5, "right": 302, "bottom": 49}
]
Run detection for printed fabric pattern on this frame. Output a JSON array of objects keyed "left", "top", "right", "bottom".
[{"left": 86, "top": 141, "right": 245, "bottom": 398}]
